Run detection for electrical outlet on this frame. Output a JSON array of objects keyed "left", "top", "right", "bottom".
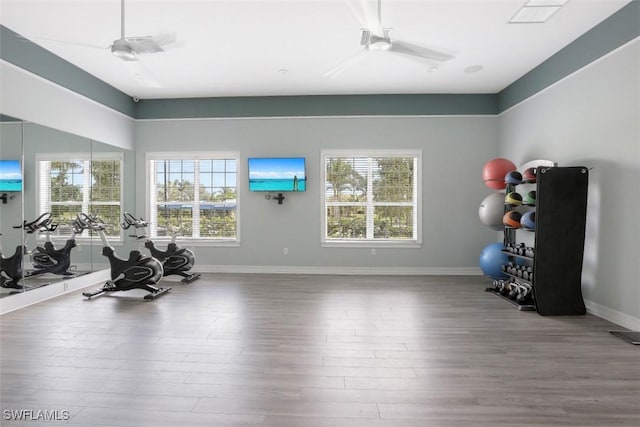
[
  {"left": 371, "top": 249, "right": 376, "bottom": 256},
  {"left": 283, "top": 247, "right": 288, "bottom": 255}
]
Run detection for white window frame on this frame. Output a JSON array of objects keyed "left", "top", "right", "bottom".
[
  {"left": 146, "top": 151, "right": 240, "bottom": 246},
  {"left": 35, "top": 151, "right": 124, "bottom": 242},
  {"left": 321, "top": 149, "right": 422, "bottom": 248}
]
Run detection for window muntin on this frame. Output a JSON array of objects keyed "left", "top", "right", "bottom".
[
  {"left": 37, "top": 153, "right": 123, "bottom": 239},
  {"left": 148, "top": 153, "right": 239, "bottom": 242},
  {"left": 322, "top": 150, "right": 420, "bottom": 245}
]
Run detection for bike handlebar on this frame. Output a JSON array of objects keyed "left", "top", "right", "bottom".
[
  {"left": 77, "top": 213, "right": 107, "bottom": 232},
  {"left": 15, "top": 212, "right": 54, "bottom": 234},
  {"left": 121, "top": 212, "right": 148, "bottom": 229}
]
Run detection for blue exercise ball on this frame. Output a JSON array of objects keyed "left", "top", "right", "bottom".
[
  {"left": 479, "top": 242, "right": 509, "bottom": 280},
  {"left": 521, "top": 211, "right": 535, "bottom": 230},
  {"left": 505, "top": 170, "right": 523, "bottom": 185}
]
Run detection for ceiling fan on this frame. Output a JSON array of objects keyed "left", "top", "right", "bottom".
[
  {"left": 110, "top": 0, "right": 176, "bottom": 61},
  {"left": 17, "top": 0, "right": 176, "bottom": 88},
  {"left": 325, "top": 0, "right": 455, "bottom": 78}
]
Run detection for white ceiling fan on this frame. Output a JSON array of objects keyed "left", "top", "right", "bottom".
[
  {"left": 325, "top": 0, "right": 455, "bottom": 78},
  {"left": 18, "top": 0, "right": 177, "bottom": 61},
  {"left": 110, "top": 0, "right": 176, "bottom": 61},
  {"left": 16, "top": 0, "right": 176, "bottom": 88}
]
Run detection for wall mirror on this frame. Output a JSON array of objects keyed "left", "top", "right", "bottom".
[
  {"left": 0, "top": 119, "right": 134, "bottom": 298},
  {"left": 0, "top": 117, "right": 25, "bottom": 297}
]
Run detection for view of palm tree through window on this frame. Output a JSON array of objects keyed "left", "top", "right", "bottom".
[
  {"left": 39, "top": 158, "right": 121, "bottom": 237},
  {"left": 324, "top": 153, "right": 419, "bottom": 241},
  {"left": 150, "top": 158, "right": 237, "bottom": 240}
]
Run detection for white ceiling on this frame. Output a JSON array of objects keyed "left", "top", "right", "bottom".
[{"left": 0, "top": 0, "right": 631, "bottom": 100}]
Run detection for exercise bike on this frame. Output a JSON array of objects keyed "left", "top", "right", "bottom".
[
  {"left": 0, "top": 232, "right": 24, "bottom": 290},
  {"left": 80, "top": 213, "right": 170, "bottom": 300},
  {"left": 121, "top": 212, "right": 201, "bottom": 283},
  {"left": 1, "top": 213, "right": 53, "bottom": 290},
  {"left": 26, "top": 212, "right": 82, "bottom": 278}
]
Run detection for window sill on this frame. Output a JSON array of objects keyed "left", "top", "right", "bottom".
[
  {"left": 153, "top": 239, "right": 240, "bottom": 248},
  {"left": 39, "top": 238, "right": 125, "bottom": 246},
  {"left": 322, "top": 240, "right": 422, "bottom": 249}
]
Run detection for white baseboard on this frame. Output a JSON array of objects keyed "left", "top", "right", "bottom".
[
  {"left": 0, "top": 269, "right": 109, "bottom": 315},
  {"left": 196, "top": 265, "right": 483, "bottom": 276},
  {"left": 585, "top": 299, "right": 640, "bottom": 331}
]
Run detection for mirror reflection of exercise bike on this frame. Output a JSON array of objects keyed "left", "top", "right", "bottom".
[
  {"left": 121, "top": 212, "right": 201, "bottom": 283},
  {"left": 0, "top": 231, "right": 24, "bottom": 290},
  {"left": 80, "top": 213, "right": 170, "bottom": 300},
  {"left": 25, "top": 212, "right": 83, "bottom": 278},
  {"left": 1, "top": 213, "right": 60, "bottom": 291}
]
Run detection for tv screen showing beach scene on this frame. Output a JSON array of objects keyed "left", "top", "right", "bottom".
[
  {"left": 0, "top": 160, "right": 22, "bottom": 192},
  {"left": 248, "top": 157, "right": 306, "bottom": 192}
]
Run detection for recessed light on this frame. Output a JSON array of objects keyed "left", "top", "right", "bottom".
[
  {"left": 509, "top": 0, "right": 567, "bottom": 24},
  {"left": 464, "top": 65, "right": 483, "bottom": 74},
  {"left": 427, "top": 66, "right": 439, "bottom": 73},
  {"left": 510, "top": 6, "right": 562, "bottom": 23},
  {"left": 525, "top": 0, "right": 567, "bottom": 6},
  {"left": 278, "top": 69, "right": 288, "bottom": 75}
]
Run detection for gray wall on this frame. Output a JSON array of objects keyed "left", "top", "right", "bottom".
[
  {"left": 135, "top": 116, "right": 498, "bottom": 273},
  {"left": 498, "top": 40, "right": 640, "bottom": 326}
]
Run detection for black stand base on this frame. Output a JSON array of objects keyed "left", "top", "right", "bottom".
[
  {"left": 609, "top": 330, "right": 640, "bottom": 345},
  {"left": 485, "top": 288, "right": 536, "bottom": 311},
  {"left": 83, "top": 286, "right": 171, "bottom": 300},
  {"left": 1, "top": 281, "right": 24, "bottom": 290},
  {"left": 143, "top": 287, "right": 171, "bottom": 300},
  {"left": 180, "top": 272, "right": 201, "bottom": 283},
  {"left": 82, "top": 288, "right": 104, "bottom": 298}
]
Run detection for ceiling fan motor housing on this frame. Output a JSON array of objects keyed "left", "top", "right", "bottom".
[
  {"left": 360, "top": 29, "right": 392, "bottom": 50},
  {"left": 111, "top": 39, "right": 136, "bottom": 60}
]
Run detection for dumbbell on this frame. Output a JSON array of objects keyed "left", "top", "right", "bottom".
[
  {"left": 505, "top": 262, "right": 514, "bottom": 274},
  {"left": 500, "top": 281, "right": 513, "bottom": 296},
  {"left": 508, "top": 282, "right": 520, "bottom": 299},
  {"left": 516, "top": 283, "right": 533, "bottom": 303}
]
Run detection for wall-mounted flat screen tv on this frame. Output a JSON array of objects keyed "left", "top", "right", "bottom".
[
  {"left": 248, "top": 157, "right": 306, "bottom": 192},
  {"left": 0, "top": 160, "right": 23, "bottom": 192}
]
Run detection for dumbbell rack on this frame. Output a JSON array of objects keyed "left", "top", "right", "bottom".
[
  {"left": 485, "top": 165, "right": 589, "bottom": 316},
  {"left": 485, "top": 179, "right": 537, "bottom": 311}
]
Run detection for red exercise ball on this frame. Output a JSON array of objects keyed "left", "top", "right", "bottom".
[
  {"left": 523, "top": 167, "right": 537, "bottom": 183},
  {"left": 482, "top": 158, "right": 516, "bottom": 190}
]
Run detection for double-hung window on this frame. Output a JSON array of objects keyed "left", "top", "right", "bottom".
[
  {"left": 147, "top": 152, "right": 239, "bottom": 243},
  {"left": 36, "top": 152, "right": 123, "bottom": 239},
  {"left": 322, "top": 149, "right": 421, "bottom": 246}
]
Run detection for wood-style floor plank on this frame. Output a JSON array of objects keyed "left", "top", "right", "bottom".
[{"left": 1, "top": 273, "right": 638, "bottom": 426}]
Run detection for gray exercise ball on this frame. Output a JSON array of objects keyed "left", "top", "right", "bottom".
[{"left": 479, "top": 192, "right": 504, "bottom": 230}]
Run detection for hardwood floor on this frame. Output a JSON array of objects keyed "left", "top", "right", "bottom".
[{"left": 1, "top": 274, "right": 638, "bottom": 426}]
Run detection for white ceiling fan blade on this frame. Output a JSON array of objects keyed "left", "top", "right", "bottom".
[
  {"left": 324, "top": 50, "right": 368, "bottom": 79},
  {"left": 124, "top": 36, "right": 164, "bottom": 54},
  {"left": 150, "top": 31, "right": 177, "bottom": 47},
  {"left": 16, "top": 34, "right": 108, "bottom": 50},
  {"left": 389, "top": 40, "right": 455, "bottom": 62},
  {"left": 123, "top": 32, "right": 176, "bottom": 54}
]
